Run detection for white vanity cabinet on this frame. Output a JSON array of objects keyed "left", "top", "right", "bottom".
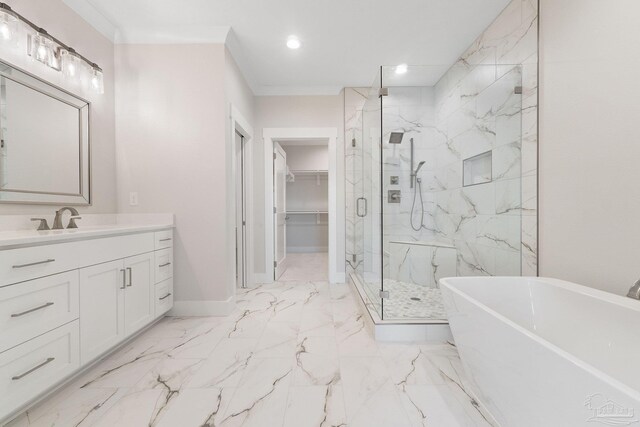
[{"left": 0, "top": 227, "right": 173, "bottom": 423}]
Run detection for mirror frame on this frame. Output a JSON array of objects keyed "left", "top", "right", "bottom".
[{"left": 0, "top": 59, "right": 91, "bottom": 205}]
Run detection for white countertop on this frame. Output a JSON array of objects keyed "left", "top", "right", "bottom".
[{"left": 0, "top": 214, "right": 174, "bottom": 249}]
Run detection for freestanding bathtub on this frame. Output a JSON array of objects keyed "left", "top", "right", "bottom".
[{"left": 440, "top": 277, "right": 640, "bottom": 427}]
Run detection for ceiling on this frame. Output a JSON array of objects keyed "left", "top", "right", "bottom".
[{"left": 63, "top": 0, "right": 511, "bottom": 95}]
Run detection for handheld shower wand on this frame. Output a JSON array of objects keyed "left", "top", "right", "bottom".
[
  {"left": 411, "top": 161, "right": 426, "bottom": 184},
  {"left": 410, "top": 161, "right": 426, "bottom": 231}
]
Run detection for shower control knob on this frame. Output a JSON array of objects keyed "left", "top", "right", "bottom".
[{"left": 388, "top": 190, "right": 401, "bottom": 203}]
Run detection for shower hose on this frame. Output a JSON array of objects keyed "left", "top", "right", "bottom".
[{"left": 410, "top": 177, "right": 425, "bottom": 231}]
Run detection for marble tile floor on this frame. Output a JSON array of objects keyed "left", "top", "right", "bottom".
[
  {"left": 278, "top": 252, "right": 328, "bottom": 282},
  {"left": 6, "top": 281, "right": 494, "bottom": 427}
]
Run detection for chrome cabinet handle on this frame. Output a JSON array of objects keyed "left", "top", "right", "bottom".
[
  {"left": 356, "top": 197, "right": 368, "bottom": 217},
  {"left": 159, "top": 262, "right": 171, "bottom": 267},
  {"left": 120, "top": 269, "right": 126, "bottom": 289},
  {"left": 11, "top": 302, "right": 54, "bottom": 317},
  {"left": 159, "top": 238, "right": 172, "bottom": 242},
  {"left": 12, "top": 357, "right": 55, "bottom": 380},
  {"left": 12, "top": 259, "right": 55, "bottom": 269},
  {"left": 126, "top": 267, "right": 132, "bottom": 287},
  {"left": 159, "top": 293, "right": 172, "bottom": 301}
]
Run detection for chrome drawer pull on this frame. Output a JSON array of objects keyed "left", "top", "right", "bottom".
[
  {"left": 159, "top": 262, "right": 172, "bottom": 267},
  {"left": 11, "top": 302, "right": 54, "bottom": 317},
  {"left": 120, "top": 269, "right": 126, "bottom": 289},
  {"left": 159, "top": 238, "right": 172, "bottom": 242},
  {"left": 12, "top": 357, "right": 55, "bottom": 380},
  {"left": 126, "top": 267, "right": 133, "bottom": 287},
  {"left": 12, "top": 259, "right": 55, "bottom": 269},
  {"left": 159, "top": 293, "right": 172, "bottom": 301}
]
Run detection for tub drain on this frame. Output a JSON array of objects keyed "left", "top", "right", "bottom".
[{"left": 410, "top": 297, "right": 421, "bottom": 301}]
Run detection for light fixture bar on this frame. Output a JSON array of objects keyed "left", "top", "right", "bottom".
[{"left": 0, "top": 2, "right": 102, "bottom": 73}]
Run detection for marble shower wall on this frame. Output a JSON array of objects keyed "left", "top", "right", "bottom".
[
  {"left": 434, "top": 0, "right": 539, "bottom": 276},
  {"left": 345, "top": 0, "right": 538, "bottom": 281}
]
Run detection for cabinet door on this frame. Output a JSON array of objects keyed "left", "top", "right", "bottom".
[
  {"left": 79, "top": 260, "right": 125, "bottom": 364},
  {"left": 124, "top": 253, "right": 154, "bottom": 335}
]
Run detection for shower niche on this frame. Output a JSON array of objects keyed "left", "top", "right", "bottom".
[{"left": 463, "top": 151, "right": 492, "bottom": 187}]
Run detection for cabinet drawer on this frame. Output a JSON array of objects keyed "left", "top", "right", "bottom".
[
  {"left": 154, "top": 230, "right": 173, "bottom": 250},
  {"left": 0, "top": 321, "right": 79, "bottom": 421},
  {"left": 0, "top": 271, "right": 79, "bottom": 353},
  {"left": 0, "top": 243, "right": 80, "bottom": 288},
  {"left": 154, "top": 248, "right": 173, "bottom": 283},
  {"left": 155, "top": 278, "right": 173, "bottom": 317}
]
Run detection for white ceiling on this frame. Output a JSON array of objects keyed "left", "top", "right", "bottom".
[{"left": 63, "top": 0, "right": 511, "bottom": 95}]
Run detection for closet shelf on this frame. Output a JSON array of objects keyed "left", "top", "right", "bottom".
[
  {"left": 289, "top": 169, "right": 328, "bottom": 175},
  {"left": 286, "top": 210, "right": 328, "bottom": 214}
]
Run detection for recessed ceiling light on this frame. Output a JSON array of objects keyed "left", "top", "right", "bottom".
[
  {"left": 395, "top": 63, "right": 408, "bottom": 74},
  {"left": 286, "top": 36, "right": 301, "bottom": 50}
]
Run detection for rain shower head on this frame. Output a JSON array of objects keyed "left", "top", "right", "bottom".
[
  {"left": 389, "top": 132, "right": 404, "bottom": 144},
  {"left": 414, "top": 161, "right": 426, "bottom": 175}
]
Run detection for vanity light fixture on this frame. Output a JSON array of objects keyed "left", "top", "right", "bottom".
[
  {"left": 0, "top": 2, "right": 104, "bottom": 94},
  {"left": 286, "top": 35, "right": 301, "bottom": 50},
  {"left": 28, "top": 29, "right": 58, "bottom": 69},
  {"left": 60, "top": 47, "right": 81, "bottom": 78},
  {"left": 90, "top": 63, "right": 104, "bottom": 94},
  {"left": 0, "top": 3, "right": 17, "bottom": 42},
  {"left": 395, "top": 63, "right": 408, "bottom": 75}
]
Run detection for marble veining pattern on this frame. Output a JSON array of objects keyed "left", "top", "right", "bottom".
[{"left": 6, "top": 281, "right": 493, "bottom": 427}]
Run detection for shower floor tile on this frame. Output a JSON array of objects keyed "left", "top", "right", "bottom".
[{"left": 365, "top": 279, "right": 448, "bottom": 321}]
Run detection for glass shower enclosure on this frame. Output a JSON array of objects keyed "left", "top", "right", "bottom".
[{"left": 352, "top": 64, "right": 524, "bottom": 322}]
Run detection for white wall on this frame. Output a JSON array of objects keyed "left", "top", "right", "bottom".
[
  {"left": 282, "top": 145, "right": 328, "bottom": 170},
  {"left": 115, "top": 44, "right": 233, "bottom": 309},
  {"left": 253, "top": 95, "right": 344, "bottom": 278},
  {"left": 539, "top": 0, "right": 640, "bottom": 295},
  {"left": 0, "top": 0, "right": 116, "bottom": 214}
]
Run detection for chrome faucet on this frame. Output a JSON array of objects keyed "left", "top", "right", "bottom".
[
  {"left": 627, "top": 279, "right": 640, "bottom": 300},
  {"left": 52, "top": 207, "right": 82, "bottom": 230}
]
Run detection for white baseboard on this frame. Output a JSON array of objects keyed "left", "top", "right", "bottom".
[
  {"left": 287, "top": 247, "right": 328, "bottom": 253},
  {"left": 253, "top": 273, "right": 273, "bottom": 284},
  {"left": 169, "top": 295, "right": 235, "bottom": 316}
]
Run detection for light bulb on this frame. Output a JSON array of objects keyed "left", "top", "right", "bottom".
[
  {"left": 395, "top": 64, "right": 408, "bottom": 75},
  {"left": 29, "top": 30, "right": 58, "bottom": 69},
  {"left": 286, "top": 36, "right": 301, "bottom": 50},
  {"left": 90, "top": 64, "right": 104, "bottom": 94},
  {"left": 0, "top": 5, "right": 18, "bottom": 43},
  {"left": 36, "top": 44, "right": 47, "bottom": 60},
  {"left": 0, "top": 23, "right": 11, "bottom": 40},
  {"left": 61, "top": 48, "right": 81, "bottom": 79}
]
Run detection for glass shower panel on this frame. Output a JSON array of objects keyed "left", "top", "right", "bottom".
[
  {"left": 356, "top": 74, "right": 383, "bottom": 318},
  {"left": 380, "top": 64, "right": 523, "bottom": 321}
]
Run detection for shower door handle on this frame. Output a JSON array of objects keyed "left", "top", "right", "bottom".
[{"left": 357, "top": 197, "right": 368, "bottom": 217}]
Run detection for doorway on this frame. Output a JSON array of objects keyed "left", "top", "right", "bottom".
[
  {"left": 263, "top": 128, "right": 341, "bottom": 284},
  {"left": 230, "top": 105, "right": 253, "bottom": 291},
  {"left": 235, "top": 130, "right": 247, "bottom": 288},
  {"left": 274, "top": 141, "right": 329, "bottom": 281}
]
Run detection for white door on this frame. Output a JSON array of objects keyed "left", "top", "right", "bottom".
[
  {"left": 124, "top": 253, "right": 154, "bottom": 335},
  {"left": 235, "top": 131, "right": 246, "bottom": 288},
  {"left": 274, "top": 142, "right": 288, "bottom": 280},
  {"left": 79, "top": 259, "right": 125, "bottom": 364}
]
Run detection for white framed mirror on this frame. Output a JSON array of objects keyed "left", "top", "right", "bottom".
[{"left": 0, "top": 59, "right": 90, "bottom": 205}]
